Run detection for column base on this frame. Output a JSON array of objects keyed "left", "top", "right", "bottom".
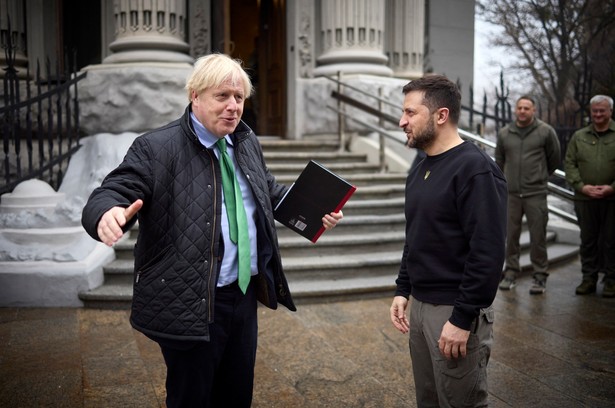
[
  {"left": 314, "top": 63, "right": 393, "bottom": 77},
  {"left": 103, "top": 50, "right": 194, "bottom": 64},
  {"left": 78, "top": 63, "right": 194, "bottom": 134}
]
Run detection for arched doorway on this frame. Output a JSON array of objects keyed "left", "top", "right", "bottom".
[{"left": 213, "top": 0, "right": 287, "bottom": 137}]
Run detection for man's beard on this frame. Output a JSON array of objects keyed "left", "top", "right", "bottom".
[{"left": 407, "top": 116, "right": 436, "bottom": 150}]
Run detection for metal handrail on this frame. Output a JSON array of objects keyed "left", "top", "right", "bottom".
[
  {"left": 327, "top": 96, "right": 578, "bottom": 224},
  {"left": 324, "top": 74, "right": 399, "bottom": 111},
  {"left": 326, "top": 104, "right": 405, "bottom": 145},
  {"left": 458, "top": 129, "right": 574, "bottom": 202}
]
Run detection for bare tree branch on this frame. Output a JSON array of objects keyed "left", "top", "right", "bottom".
[{"left": 477, "top": 0, "right": 615, "bottom": 115}]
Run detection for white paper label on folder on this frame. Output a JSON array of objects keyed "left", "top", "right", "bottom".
[{"left": 289, "top": 217, "right": 307, "bottom": 231}]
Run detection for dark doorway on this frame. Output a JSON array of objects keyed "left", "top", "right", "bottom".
[
  {"left": 212, "top": 0, "right": 287, "bottom": 137},
  {"left": 62, "top": 0, "right": 102, "bottom": 70}
]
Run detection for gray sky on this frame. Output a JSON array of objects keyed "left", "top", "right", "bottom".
[{"left": 473, "top": 18, "right": 509, "bottom": 96}]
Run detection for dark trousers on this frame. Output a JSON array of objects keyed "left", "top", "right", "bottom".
[
  {"left": 505, "top": 194, "right": 549, "bottom": 277},
  {"left": 574, "top": 200, "right": 615, "bottom": 282},
  {"left": 158, "top": 280, "right": 258, "bottom": 408}
]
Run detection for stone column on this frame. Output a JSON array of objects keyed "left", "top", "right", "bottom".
[
  {"left": 313, "top": 0, "right": 393, "bottom": 77},
  {"left": 188, "top": 0, "right": 211, "bottom": 58},
  {"left": 103, "top": 0, "right": 193, "bottom": 64},
  {"left": 0, "top": 0, "right": 28, "bottom": 78},
  {"left": 385, "top": 0, "right": 424, "bottom": 79}
]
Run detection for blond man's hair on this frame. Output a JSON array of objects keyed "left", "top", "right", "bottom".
[{"left": 185, "top": 53, "right": 253, "bottom": 101}]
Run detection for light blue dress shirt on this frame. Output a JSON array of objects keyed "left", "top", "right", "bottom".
[{"left": 190, "top": 113, "right": 258, "bottom": 287}]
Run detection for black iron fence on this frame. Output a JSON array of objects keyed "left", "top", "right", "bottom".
[
  {"left": 1, "top": 21, "right": 86, "bottom": 196},
  {"left": 464, "top": 74, "right": 513, "bottom": 137},
  {"left": 462, "top": 72, "right": 595, "bottom": 171}
]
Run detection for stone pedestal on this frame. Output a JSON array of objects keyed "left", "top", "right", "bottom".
[
  {"left": 297, "top": 74, "right": 406, "bottom": 136},
  {"left": 78, "top": 62, "right": 193, "bottom": 135},
  {"left": 0, "top": 179, "right": 114, "bottom": 307}
]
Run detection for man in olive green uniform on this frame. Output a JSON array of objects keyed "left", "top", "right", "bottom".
[
  {"left": 495, "top": 96, "right": 561, "bottom": 294},
  {"left": 564, "top": 95, "right": 615, "bottom": 297}
]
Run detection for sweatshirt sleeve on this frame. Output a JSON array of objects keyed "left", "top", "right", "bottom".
[
  {"left": 449, "top": 170, "right": 507, "bottom": 330},
  {"left": 394, "top": 243, "right": 411, "bottom": 298}
]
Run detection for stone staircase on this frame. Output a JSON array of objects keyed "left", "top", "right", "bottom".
[{"left": 78, "top": 136, "right": 579, "bottom": 309}]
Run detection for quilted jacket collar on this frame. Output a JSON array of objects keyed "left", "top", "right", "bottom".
[{"left": 181, "top": 104, "right": 254, "bottom": 148}]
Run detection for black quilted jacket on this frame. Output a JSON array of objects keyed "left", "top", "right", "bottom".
[{"left": 81, "top": 105, "right": 296, "bottom": 342}]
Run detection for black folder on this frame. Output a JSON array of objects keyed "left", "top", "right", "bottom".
[{"left": 274, "top": 160, "right": 357, "bottom": 243}]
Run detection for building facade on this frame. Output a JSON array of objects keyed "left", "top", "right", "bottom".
[{"left": 1, "top": 0, "right": 474, "bottom": 138}]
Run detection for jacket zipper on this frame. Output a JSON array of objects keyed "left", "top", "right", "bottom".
[{"left": 207, "top": 150, "right": 217, "bottom": 322}]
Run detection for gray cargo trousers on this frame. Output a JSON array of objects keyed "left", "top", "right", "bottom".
[{"left": 409, "top": 297, "right": 494, "bottom": 408}]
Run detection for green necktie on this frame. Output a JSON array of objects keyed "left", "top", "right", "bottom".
[{"left": 217, "top": 138, "right": 251, "bottom": 294}]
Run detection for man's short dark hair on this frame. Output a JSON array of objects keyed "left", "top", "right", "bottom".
[
  {"left": 402, "top": 74, "right": 461, "bottom": 124},
  {"left": 517, "top": 95, "right": 535, "bottom": 106}
]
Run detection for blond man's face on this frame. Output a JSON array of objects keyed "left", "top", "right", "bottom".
[{"left": 191, "top": 80, "right": 245, "bottom": 138}]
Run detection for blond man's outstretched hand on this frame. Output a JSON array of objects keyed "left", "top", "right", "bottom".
[{"left": 97, "top": 199, "right": 143, "bottom": 246}]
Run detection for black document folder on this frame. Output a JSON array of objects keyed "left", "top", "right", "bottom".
[{"left": 274, "top": 160, "right": 357, "bottom": 243}]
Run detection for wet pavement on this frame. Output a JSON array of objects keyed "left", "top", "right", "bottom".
[{"left": 1, "top": 256, "right": 615, "bottom": 407}]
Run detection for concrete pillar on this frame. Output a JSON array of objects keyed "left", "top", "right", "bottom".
[
  {"left": 187, "top": 0, "right": 211, "bottom": 58},
  {"left": 103, "top": 0, "right": 193, "bottom": 64},
  {"left": 385, "top": 0, "right": 424, "bottom": 79},
  {"left": 80, "top": 0, "right": 194, "bottom": 133},
  {"left": 313, "top": 0, "right": 393, "bottom": 77},
  {"left": 0, "top": 0, "right": 28, "bottom": 78}
]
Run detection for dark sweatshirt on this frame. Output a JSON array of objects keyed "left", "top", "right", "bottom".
[{"left": 395, "top": 141, "right": 508, "bottom": 330}]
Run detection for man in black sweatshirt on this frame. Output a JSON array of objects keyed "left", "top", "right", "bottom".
[{"left": 390, "top": 74, "right": 507, "bottom": 408}]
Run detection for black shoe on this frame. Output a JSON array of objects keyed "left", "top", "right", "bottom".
[
  {"left": 575, "top": 280, "right": 596, "bottom": 295},
  {"left": 603, "top": 281, "right": 615, "bottom": 298}
]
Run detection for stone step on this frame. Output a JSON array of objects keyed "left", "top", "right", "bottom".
[
  {"left": 79, "top": 241, "right": 580, "bottom": 308},
  {"left": 266, "top": 162, "right": 380, "bottom": 176},
  {"left": 274, "top": 172, "right": 408, "bottom": 187},
  {"left": 263, "top": 151, "right": 368, "bottom": 164},
  {"left": 280, "top": 231, "right": 405, "bottom": 257},
  {"left": 348, "top": 184, "right": 406, "bottom": 199},
  {"left": 274, "top": 213, "right": 406, "bottom": 238},
  {"left": 78, "top": 283, "right": 133, "bottom": 310},
  {"left": 100, "top": 259, "right": 134, "bottom": 284},
  {"left": 342, "top": 197, "right": 405, "bottom": 215},
  {"left": 282, "top": 250, "right": 402, "bottom": 280},
  {"left": 288, "top": 275, "right": 397, "bottom": 303},
  {"left": 258, "top": 137, "right": 340, "bottom": 152}
]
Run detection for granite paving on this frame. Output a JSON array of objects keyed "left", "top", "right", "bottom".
[{"left": 1, "top": 256, "right": 614, "bottom": 407}]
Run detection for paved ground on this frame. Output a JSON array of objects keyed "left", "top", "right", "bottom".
[{"left": 1, "top": 256, "right": 615, "bottom": 407}]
